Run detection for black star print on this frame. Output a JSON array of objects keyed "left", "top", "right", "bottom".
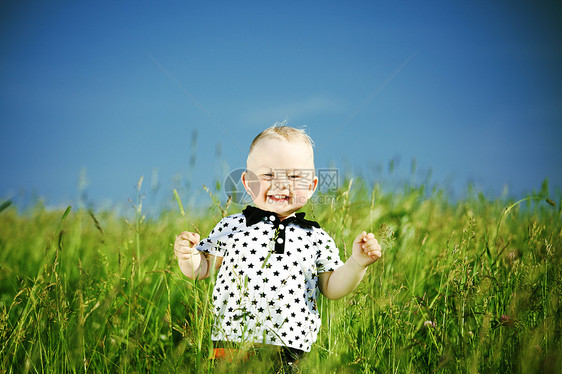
[{"left": 197, "top": 211, "right": 343, "bottom": 352}]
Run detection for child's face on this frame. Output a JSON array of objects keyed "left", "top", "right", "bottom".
[{"left": 242, "top": 138, "right": 318, "bottom": 219}]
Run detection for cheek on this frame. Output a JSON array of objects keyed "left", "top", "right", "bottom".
[
  {"left": 245, "top": 179, "right": 260, "bottom": 195},
  {"left": 251, "top": 180, "right": 270, "bottom": 197},
  {"left": 293, "top": 181, "right": 313, "bottom": 197}
]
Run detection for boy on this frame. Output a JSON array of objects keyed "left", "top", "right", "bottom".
[{"left": 174, "top": 126, "right": 381, "bottom": 365}]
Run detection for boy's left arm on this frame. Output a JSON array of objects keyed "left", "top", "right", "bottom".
[{"left": 318, "top": 231, "right": 381, "bottom": 300}]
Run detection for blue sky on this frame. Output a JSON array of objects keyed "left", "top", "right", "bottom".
[{"left": 1, "top": 1, "right": 561, "bottom": 211}]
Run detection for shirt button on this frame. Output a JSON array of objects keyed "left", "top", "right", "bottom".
[
  {"left": 269, "top": 215, "right": 276, "bottom": 222},
  {"left": 277, "top": 238, "right": 284, "bottom": 244},
  {"left": 279, "top": 224, "right": 285, "bottom": 230}
]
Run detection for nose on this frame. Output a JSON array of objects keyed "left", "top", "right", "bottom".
[{"left": 271, "top": 175, "right": 290, "bottom": 190}]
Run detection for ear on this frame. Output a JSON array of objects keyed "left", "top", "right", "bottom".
[
  {"left": 308, "top": 176, "right": 318, "bottom": 197},
  {"left": 241, "top": 170, "right": 256, "bottom": 198}
]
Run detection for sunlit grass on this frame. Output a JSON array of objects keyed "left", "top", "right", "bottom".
[{"left": 0, "top": 178, "right": 560, "bottom": 373}]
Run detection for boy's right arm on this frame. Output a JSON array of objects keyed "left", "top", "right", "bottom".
[{"left": 174, "top": 231, "right": 221, "bottom": 279}]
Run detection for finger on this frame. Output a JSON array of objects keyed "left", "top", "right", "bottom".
[
  {"left": 189, "top": 232, "right": 200, "bottom": 244},
  {"left": 363, "top": 243, "right": 381, "bottom": 254},
  {"left": 177, "top": 231, "right": 190, "bottom": 240},
  {"left": 362, "top": 232, "right": 375, "bottom": 242},
  {"left": 362, "top": 238, "right": 380, "bottom": 250},
  {"left": 174, "top": 245, "right": 199, "bottom": 257},
  {"left": 354, "top": 231, "right": 367, "bottom": 245},
  {"left": 181, "top": 231, "right": 200, "bottom": 245},
  {"left": 175, "top": 252, "right": 194, "bottom": 261},
  {"left": 368, "top": 250, "right": 382, "bottom": 259},
  {"left": 174, "top": 241, "right": 196, "bottom": 254}
]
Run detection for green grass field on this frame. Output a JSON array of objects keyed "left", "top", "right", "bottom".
[{"left": 0, "top": 178, "right": 560, "bottom": 373}]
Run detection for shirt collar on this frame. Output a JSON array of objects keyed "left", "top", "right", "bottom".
[{"left": 242, "top": 205, "right": 320, "bottom": 229}]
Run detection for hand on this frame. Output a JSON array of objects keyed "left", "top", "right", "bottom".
[
  {"left": 351, "top": 231, "right": 382, "bottom": 268},
  {"left": 174, "top": 231, "right": 201, "bottom": 261}
]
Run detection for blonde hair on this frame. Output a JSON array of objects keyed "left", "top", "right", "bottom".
[{"left": 249, "top": 123, "right": 314, "bottom": 154}]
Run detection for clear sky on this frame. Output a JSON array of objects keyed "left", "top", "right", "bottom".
[{"left": 1, "top": 1, "right": 561, "bottom": 211}]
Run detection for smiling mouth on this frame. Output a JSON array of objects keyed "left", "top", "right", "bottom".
[{"left": 267, "top": 194, "right": 290, "bottom": 203}]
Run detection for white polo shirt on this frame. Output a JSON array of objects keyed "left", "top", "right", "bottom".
[{"left": 196, "top": 206, "right": 343, "bottom": 352}]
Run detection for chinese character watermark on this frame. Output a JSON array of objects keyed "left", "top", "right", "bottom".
[{"left": 223, "top": 168, "right": 340, "bottom": 205}]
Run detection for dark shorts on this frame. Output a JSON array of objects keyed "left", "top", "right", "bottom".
[{"left": 212, "top": 341, "right": 305, "bottom": 366}]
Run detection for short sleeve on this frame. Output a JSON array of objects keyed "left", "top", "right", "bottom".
[
  {"left": 195, "top": 216, "right": 236, "bottom": 258},
  {"left": 315, "top": 229, "right": 343, "bottom": 273}
]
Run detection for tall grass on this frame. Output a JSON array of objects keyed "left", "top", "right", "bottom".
[{"left": 0, "top": 178, "right": 560, "bottom": 373}]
